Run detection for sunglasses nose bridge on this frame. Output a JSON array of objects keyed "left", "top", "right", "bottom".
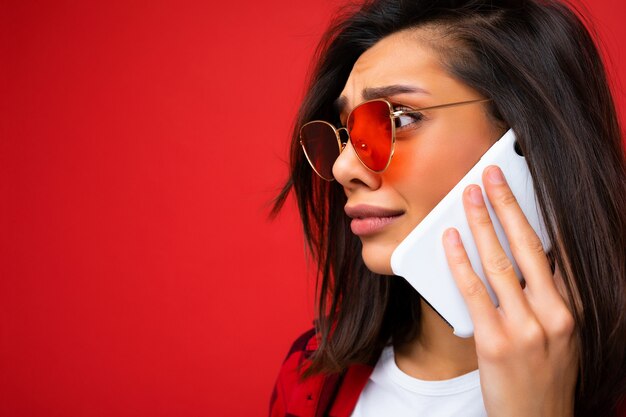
[{"left": 336, "top": 127, "right": 349, "bottom": 150}]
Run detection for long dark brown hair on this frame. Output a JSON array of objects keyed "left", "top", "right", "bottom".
[{"left": 272, "top": 0, "right": 626, "bottom": 415}]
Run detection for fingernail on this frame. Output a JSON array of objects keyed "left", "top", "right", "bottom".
[
  {"left": 469, "top": 185, "right": 484, "bottom": 206},
  {"left": 444, "top": 228, "right": 461, "bottom": 246},
  {"left": 487, "top": 166, "right": 505, "bottom": 184}
]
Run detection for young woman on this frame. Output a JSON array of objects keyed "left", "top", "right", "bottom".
[{"left": 270, "top": 1, "right": 626, "bottom": 416}]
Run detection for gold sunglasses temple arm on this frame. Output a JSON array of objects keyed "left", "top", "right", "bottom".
[{"left": 393, "top": 98, "right": 492, "bottom": 116}]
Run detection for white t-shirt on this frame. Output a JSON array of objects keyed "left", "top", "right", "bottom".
[{"left": 350, "top": 345, "right": 487, "bottom": 417}]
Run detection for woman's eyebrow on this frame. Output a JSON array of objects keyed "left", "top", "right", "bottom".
[{"left": 333, "top": 84, "right": 430, "bottom": 114}]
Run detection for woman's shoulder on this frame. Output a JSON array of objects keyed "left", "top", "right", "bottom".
[
  {"left": 272, "top": 327, "right": 320, "bottom": 383},
  {"left": 269, "top": 328, "right": 374, "bottom": 417},
  {"left": 269, "top": 327, "right": 328, "bottom": 417},
  {"left": 273, "top": 326, "right": 360, "bottom": 378}
]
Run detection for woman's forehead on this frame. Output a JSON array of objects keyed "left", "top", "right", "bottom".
[{"left": 338, "top": 30, "right": 469, "bottom": 109}]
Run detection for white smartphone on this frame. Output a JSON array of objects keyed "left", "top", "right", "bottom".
[{"left": 390, "top": 129, "right": 551, "bottom": 337}]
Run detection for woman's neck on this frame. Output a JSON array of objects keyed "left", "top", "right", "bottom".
[{"left": 394, "top": 299, "right": 478, "bottom": 380}]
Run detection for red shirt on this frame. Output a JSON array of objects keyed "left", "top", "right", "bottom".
[{"left": 270, "top": 329, "right": 626, "bottom": 417}]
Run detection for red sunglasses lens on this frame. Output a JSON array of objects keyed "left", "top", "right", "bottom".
[
  {"left": 300, "top": 122, "right": 340, "bottom": 180},
  {"left": 347, "top": 100, "right": 393, "bottom": 172}
]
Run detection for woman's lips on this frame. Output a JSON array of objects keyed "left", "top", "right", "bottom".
[
  {"left": 350, "top": 215, "right": 402, "bottom": 236},
  {"left": 345, "top": 204, "right": 404, "bottom": 236}
]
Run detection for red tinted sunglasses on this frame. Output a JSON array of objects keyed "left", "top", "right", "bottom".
[{"left": 299, "top": 98, "right": 491, "bottom": 181}]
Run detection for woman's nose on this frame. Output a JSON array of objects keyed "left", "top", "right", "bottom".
[{"left": 332, "top": 138, "right": 382, "bottom": 191}]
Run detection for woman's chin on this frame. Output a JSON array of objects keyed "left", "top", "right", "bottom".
[{"left": 360, "top": 240, "right": 395, "bottom": 275}]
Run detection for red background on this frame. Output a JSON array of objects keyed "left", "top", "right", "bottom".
[{"left": 1, "top": 1, "right": 624, "bottom": 416}]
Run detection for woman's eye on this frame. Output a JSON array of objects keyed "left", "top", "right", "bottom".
[{"left": 393, "top": 107, "right": 424, "bottom": 129}]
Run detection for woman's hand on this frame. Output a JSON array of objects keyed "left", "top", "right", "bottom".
[{"left": 442, "top": 165, "right": 578, "bottom": 417}]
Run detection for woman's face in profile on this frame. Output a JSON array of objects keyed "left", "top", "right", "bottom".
[{"left": 333, "top": 28, "right": 505, "bottom": 275}]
